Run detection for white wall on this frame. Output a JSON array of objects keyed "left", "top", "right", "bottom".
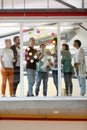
[{"left": 0, "top": 120, "right": 87, "bottom": 130}]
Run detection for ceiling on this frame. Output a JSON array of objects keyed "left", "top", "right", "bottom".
[{"left": 0, "top": 0, "right": 87, "bottom": 9}]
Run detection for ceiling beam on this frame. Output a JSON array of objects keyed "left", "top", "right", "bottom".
[
  {"left": 79, "top": 24, "right": 87, "bottom": 31},
  {"left": 0, "top": 9, "right": 86, "bottom": 13},
  {"left": 55, "top": 0, "right": 77, "bottom": 9}
]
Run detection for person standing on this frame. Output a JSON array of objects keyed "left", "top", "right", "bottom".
[
  {"left": 35, "top": 43, "right": 51, "bottom": 96},
  {"left": 0, "top": 39, "right": 14, "bottom": 97},
  {"left": 61, "top": 44, "right": 74, "bottom": 96},
  {"left": 25, "top": 37, "right": 38, "bottom": 96},
  {"left": 10, "top": 36, "right": 20, "bottom": 96},
  {"left": 73, "top": 40, "right": 86, "bottom": 96}
]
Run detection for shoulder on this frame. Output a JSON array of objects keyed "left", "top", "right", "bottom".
[
  {"left": 10, "top": 45, "right": 15, "bottom": 49},
  {"left": 79, "top": 47, "right": 84, "bottom": 53}
]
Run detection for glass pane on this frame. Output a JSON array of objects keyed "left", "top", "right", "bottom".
[
  {"left": 49, "top": 0, "right": 70, "bottom": 9},
  {"left": 84, "top": 0, "right": 87, "bottom": 8},
  {"left": 23, "top": 22, "right": 58, "bottom": 97},
  {"left": 63, "top": 0, "right": 82, "bottom": 8},
  {"left": 25, "top": 0, "right": 47, "bottom": 9},
  {"left": 0, "top": 0, "right": 2, "bottom": 9},
  {"left": 13, "top": 0, "right": 24, "bottom": 9},
  {"left": 60, "top": 22, "right": 87, "bottom": 97},
  {"left": 0, "top": 23, "right": 20, "bottom": 97},
  {"left": 3, "top": 0, "right": 12, "bottom": 9}
]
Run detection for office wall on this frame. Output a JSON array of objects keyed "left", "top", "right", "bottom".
[{"left": 0, "top": 120, "right": 87, "bottom": 130}]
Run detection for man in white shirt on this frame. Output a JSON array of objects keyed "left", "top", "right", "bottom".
[
  {"left": 0, "top": 39, "right": 14, "bottom": 97},
  {"left": 73, "top": 39, "right": 86, "bottom": 96}
]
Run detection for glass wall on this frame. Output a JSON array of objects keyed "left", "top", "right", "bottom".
[{"left": 0, "top": 20, "right": 87, "bottom": 98}]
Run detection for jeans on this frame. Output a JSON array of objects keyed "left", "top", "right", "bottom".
[
  {"left": 27, "top": 69, "right": 36, "bottom": 96},
  {"left": 52, "top": 70, "right": 58, "bottom": 95},
  {"left": 76, "top": 70, "right": 86, "bottom": 95},
  {"left": 64, "top": 72, "right": 73, "bottom": 95},
  {"left": 35, "top": 72, "right": 48, "bottom": 96}
]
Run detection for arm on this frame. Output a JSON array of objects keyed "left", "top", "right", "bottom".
[{"left": 0, "top": 55, "right": 5, "bottom": 71}]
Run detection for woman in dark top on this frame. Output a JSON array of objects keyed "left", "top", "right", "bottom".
[
  {"left": 25, "top": 37, "right": 38, "bottom": 96},
  {"left": 61, "top": 44, "right": 74, "bottom": 96}
]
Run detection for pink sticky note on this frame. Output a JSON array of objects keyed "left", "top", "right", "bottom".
[
  {"left": 37, "top": 30, "right": 40, "bottom": 34},
  {"left": 51, "top": 32, "right": 55, "bottom": 36},
  {"left": 25, "top": 51, "right": 28, "bottom": 55},
  {"left": 23, "top": 29, "right": 27, "bottom": 32},
  {"left": 26, "top": 57, "right": 30, "bottom": 61},
  {"left": 48, "top": 40, "right": 53, "bottom": 44}
]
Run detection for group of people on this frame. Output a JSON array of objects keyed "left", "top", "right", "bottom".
[
  {"left": 25, "top": 37, "right": 86, "bottom": 97},
  {"left": 0, "top": 36, "right": 86, "bottom": 97}
]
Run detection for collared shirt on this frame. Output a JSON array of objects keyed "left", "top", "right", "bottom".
[
  {"left": 74, "top": 47, "right": 85, "bottom": 64},
  {"left": 0, "top": 48, "right": 14, "bottom": 68}
]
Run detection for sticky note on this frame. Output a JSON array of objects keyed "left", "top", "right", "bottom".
[
  {"left": 26, "top": 57, "right": 30, "bottom": 61},
  {"left": 30, "top": 59, "right": 34, "bottom": 63},
  {"left": 29, "top": 52, "right": 32, "bottom": 56},
  {"left": 34, "top": 55, "right": 38, "bottom": 59},
  {"left": 25, "top": 51, "right": 28, "bottom": 55}
]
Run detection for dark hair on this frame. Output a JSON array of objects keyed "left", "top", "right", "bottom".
[
  {"left": 74, "top": 40, "right": 81, "bottom": 47},
  {"left": 40, "top": 43, "right": 46, "bottom": 48},
  {"left": 13, "top": 36, "right": 19, "bottom": 42},
  {"left": 62, "top": 44, "right": 69, "bottom": 51}
]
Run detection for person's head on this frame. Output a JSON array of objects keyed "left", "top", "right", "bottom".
[
  {"left": 5, "top": 39, "right": 12, "bottom": 48},
  {"left": 62, "top": 44, "right": 69, "bottom": 51},
  {"left": 29, "top": 37, "right": 35, "bottom": 48},
  {"left": 73, "top": 40, "right": 81, "bottom": 49},
  {"left": 53, "top": 37, "right": 57, "bottom": 46},
  {"left": 13, "top": 36, "right": 20, "bottom": 46},
  {"left": 40, "top": 43, "right": 46, "bottom": 51}
]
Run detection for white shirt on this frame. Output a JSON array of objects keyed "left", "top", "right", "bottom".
[
  {"left": 74, "top": 47, "right": 86, "bottom": 77},
  {"left": 74, "top": 47, "right": 85, "bottom": 64},
  {"left": 1, "top": 48, "right": 14, "bottom": 68}
]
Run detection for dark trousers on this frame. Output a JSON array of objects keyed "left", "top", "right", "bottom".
[
  {"left": 52, "top": 70, "right": 58, "bottom": 95},
  {"left": 13, "top": 66, "right": 20, "bottom": 95},
  {"left": 64, "top": 72, "right": 73, "bottom": 95}
]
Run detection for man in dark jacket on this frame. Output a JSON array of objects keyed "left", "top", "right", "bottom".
[{"left": 10, "top": 36, "right": 20, "bottom": 96}]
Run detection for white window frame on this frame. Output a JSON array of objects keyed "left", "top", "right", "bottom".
[{"left": 0, "top": 16, "right": 87, "bottom": 100}]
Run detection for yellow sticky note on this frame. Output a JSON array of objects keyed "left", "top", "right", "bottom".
[
  {"left": 53, "top": 40, "right": 56, "bottom": 44},
  {"left": 38, "top": 35, "right": 41, "bottom": 39},
  {"left": 29, "top": 52, "right": 32, "bottom": 56},
  {"left": 45, "top": 34, "right": 49, "bottom": 37}
]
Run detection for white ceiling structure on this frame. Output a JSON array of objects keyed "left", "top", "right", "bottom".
[{"left": 0, "top": 0, "right": 87, "bottom": 9}]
